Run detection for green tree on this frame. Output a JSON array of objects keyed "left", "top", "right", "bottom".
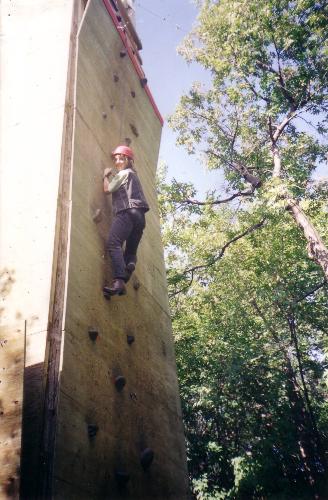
[
  {"left": 157, "top": 178, "right": 328, "bottom": 497},
  {"left": 159, "top": 2, "right": 328, "bottom": 496},
  {"left": 169, "top": 0, "right": 328, "bottom": 279}
]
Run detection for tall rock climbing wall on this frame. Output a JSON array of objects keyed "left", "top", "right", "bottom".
[
  {"left": 47, "top": 0, "right": 189, "bottom": 497},
  {"left": 51, "top": 1, "right": 189, "bottom": 497},
  {"left": 1, "top": 0, "right": 188, "bottom": 498}
]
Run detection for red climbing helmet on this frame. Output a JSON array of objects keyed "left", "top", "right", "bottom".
[{"left": 111, "top": 145, "right": 134, "bottom": 160}]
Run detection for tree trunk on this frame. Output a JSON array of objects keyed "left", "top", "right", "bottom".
[
  {"left": 286, "top": 198, "right": 328, "bottom": 280},
  {"left": 285, "top": 357, "right": 318, "bottom": 492},
  {"left": 287, "top": 314, "right": 327, "bottom": 473}
]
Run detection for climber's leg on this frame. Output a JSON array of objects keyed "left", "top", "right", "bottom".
[
  {"left": 106, "top": 211, "right": 133, "bottom": 294},
  {"left": 124, "top": 208, "right": 146, "bottom": 275}
]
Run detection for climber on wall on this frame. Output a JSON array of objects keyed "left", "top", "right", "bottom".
[{"left": 103, "top": 145, "right": 149, "bottom": 296}]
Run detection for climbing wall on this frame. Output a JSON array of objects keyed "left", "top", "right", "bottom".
[{"left": 49, "top": 0, "right": 189, "bottom": 497}]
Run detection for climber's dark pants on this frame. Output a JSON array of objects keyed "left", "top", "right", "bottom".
[{"left": 107, "top": 208, "right": 146, "bottom": 280}]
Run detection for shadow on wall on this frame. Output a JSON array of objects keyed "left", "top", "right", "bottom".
[
  {"left": 0, "top": 267, "right": 23, "bottom": 498},
  {"left": 20, "top": 361, "right": 44, "bottom": 499}
]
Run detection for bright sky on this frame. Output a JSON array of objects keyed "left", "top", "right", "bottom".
[
  {"left": 135, "top": 0, "right": 225, "bottom": 195},
  {"left": 135, "top": 0, "right": 326, "bottom": 186}
]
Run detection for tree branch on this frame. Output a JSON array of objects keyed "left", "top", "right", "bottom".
[
  {"left": 272, "top": 110, "right": 298, "bottom": 143},
  {"left": 255, "top": 59, "right": 297, "bottom": 110},
  {"left": 292, "top": 280, "right": 327, "bottom": 306},
  {"left": 169, "top": 219, "right": 266, "bottom": 297},
  {"left": 251, "top": 299, "right": 282, "bottom": 344},
  {"left": 242, "top": 74, "right": 271, "bottom": 104},
  {"left": 207, "top": 149, "right": 262, "bottom": 188},
  {"left": 183, "top": 188, "right": 254, "bottom": 206}
]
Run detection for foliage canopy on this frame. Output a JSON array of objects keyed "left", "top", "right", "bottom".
[{"left": 159, "top": 1, "right": 328, "bottom": 498}]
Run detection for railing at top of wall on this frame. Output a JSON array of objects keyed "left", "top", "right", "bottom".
[{"left": 103, "top": 0, "right": 164, "bottom": 126}]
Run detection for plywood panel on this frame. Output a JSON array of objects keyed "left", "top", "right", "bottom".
[
  {"left": 54, "top": 391, "right": 188, "bottom": 499},
  {"left": 67, "top": 112, "right": 168, "bottom": 312},
  {"left": 53, "top": 0, "right": 189, "bottom": 497},
  {"left": 75, "top": 0, "right": 162, "bottom": 175}
]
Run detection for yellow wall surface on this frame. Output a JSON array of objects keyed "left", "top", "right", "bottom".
[{"left": 51, "top": 0, "right": 189, "bottom": 498}]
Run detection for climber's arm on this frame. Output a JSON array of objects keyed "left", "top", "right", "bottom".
[{"left": 103, "top": 169, "right": 129, "bottom": 194}]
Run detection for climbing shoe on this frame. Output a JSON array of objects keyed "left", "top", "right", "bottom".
[{"left": 103, "top": 279, "right": 126, "bottom": 296}]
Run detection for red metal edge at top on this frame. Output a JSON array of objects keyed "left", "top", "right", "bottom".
[{"left": 102, "top": 0, "right": 164, "bottom": 126}]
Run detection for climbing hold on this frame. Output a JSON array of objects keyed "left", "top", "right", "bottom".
[
  {"left": 115, "top": 470, "right": 130, "bottom": 486},
  {"left": 120, "top": 49, "right": 127, "bottom": 58},
  {"left": 140, "top": 448, "right": 154, "bottom": 470},
  {"left": 102, "top": 112, "right": 107, "bottom": 119},
  {"left": 131, "top": 91, "right": 136, "bottom": 98},
  {"left": 114, "top": 74, "right": 119, "bottom": 83},
  {"left": 129, "top": 124, "right": 139, "bottom": 137},
  {"left": 161, "top": 341, "right": 167, "bottom": 357},
  {"left": 88, "top": 327, "right": 99, "bottom": 342},
  {"left": 92, "top": 209, "right": 102, "bottom": 223},
  {"left": 125, "top": 137, "right": 132, "bottom": 146},
  {"left": 133, "top": 278, "right": 140, "bottom": 291},
  {"left": 110, "top": 104, "right": 115, "bottom": 110},
  {"left": 140, "top": 78, "right": 147, "bottom": 88},
  {"left": 114, "top": 375, "right": 126, "bottom": 391},
  {"left": 87, "top": 424, "right": 99, "bottom": 438},
  {"left": 127, "top": 335, "right": 135, "bottom": 345}
]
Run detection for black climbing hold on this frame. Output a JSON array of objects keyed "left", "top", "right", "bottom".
[
  {"left": 140, "top": 78, "right": 147, "bottom": 88},
  {"left": 127, "top": 335, "right": 135, "bottom": 345},
  {"left": 88, "top": 327, "right": 99, "bottom": 341},
  {"left": 131, "top": 91, "right": 136, "bottom": 98},
  {"left": 114, "top": 74, "right": 119, "bottom": 83},
  {"left": 102, "top": 112, "right": 107, "bottom": 119},
  {"left": 125, "top": 137, "right": 132, "bottom": 146},
  {"left": 87, "top": 424, "right": 99, "bottom": 438},
  {"left": 115, "top": 470, "right": 130, "bottom": 486},
  {"left": 114, "top": 375, "right": 126, "bottom": 391},
  {"left": 120, "top": 50, "right": 127, "bottom": 58},
  {"left": 140, "top": 448, "right": 154, "bottom": 470},
  {"left": 130, "top": 123, "right": 139, "bottom": 137},
  {"left": 133, "top": 279, "right": 140, "bottom": 290}
]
